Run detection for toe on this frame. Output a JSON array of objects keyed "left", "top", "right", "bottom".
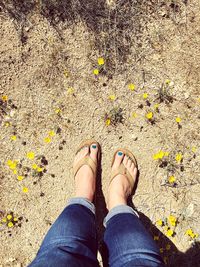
[
  {"left": 133, "top": 166, "right": 137, "bottom": 177},
  {"left": 112, "top": 151, "right": 124, "bottom": 169},
  {"left": 90, "top": 143, "right": 98, "bottom": 162},
  {"left": 127, "top": 158, "right": 132, "bottom": 168},
  {"left": 122, "top": 155, "right": 129, "bottom": 166},
  {"left": 130, "top": 162, "right": 137, "bottom": 177},
  {"left": 130, "top": 161, "right": 136, "bottom": 171},
  {"left": 80, "top": 146, "right": 89, "bottom": 157},
  {"left": 75, "top": 146, "right": 89, "bottom": 162}
]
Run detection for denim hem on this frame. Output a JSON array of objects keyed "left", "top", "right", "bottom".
[
  {"left": 68, "top": 197, "right": 95, "bottom": 215},
  {"left": 111, "top": 250, "right": 165, "bottom": 267},
  {"left": 104, "top": 205, "right": 139, "bottom": 227}
]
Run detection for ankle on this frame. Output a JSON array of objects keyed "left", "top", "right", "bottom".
[
  {"left": 75, "top": 185, "right": 95, "bottom": 202},
  {"left": 75, "top": 192, "right": 94, "bottom": 202},
  {"left": 107, "top": 191, "right": 128, "bottom": 211},
  {"left": 75, "top": 180, "right": 95, "bottom": 202}
]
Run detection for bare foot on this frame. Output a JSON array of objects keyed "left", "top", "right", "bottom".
[
  {"left": 107, "top": 151, "right": 137, "bottom": 211},
  {"left": 73, "top": 143, "right": 99, "bottom": 202}
]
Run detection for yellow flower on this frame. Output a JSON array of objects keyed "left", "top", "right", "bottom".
[
  {"left": 128, "top": 83, "right": 135, "bottom": 91},
  {"left": 48, "top": 130, "right": 55, "bottom": 137},
  {"left": 154, "top": 235, "right": 159, "bottom": 241},
  {"left": 166, "top": 244, "right": 171, "bottom": 250},
  {"left": 168, "top": 215, "right": 177, "bottom": 226},
  {"left": 164, "top": 225, "right": 169, "bottom": 231},
  {"left": 11, "top": 135, "right": 17, "bottom": 141},
  {"left": 108, "top": 95, "right": 116, "bottom": 101},
  {"left": 176, "top": 117, "right": 181, "bottom": 123},
  {"left": 2, "top": 95, "right": 8, "bottom": 102},
  {"left": 23, "top": 187, "right": 29, "bottom": 193},
  {"left": 98, "top": 57, "right": 105, "bottom": 65},
  {"left": 185, "top": 229, "right": 193, "bottom": 236},
  {"left": 165, "top": 79, "right": 170, "bottom": 84},
  {"left": 44, "top": 137, "right": 51, "bottom": 143},
  {"left": 14, "top": 217, "right": 18, "bottom": 222},
  {"left": 191, "top": 146, "right": 197, "bottom": 153},
  {"left": 67, "top": 87, "right": 74, "bottom": 94},
  {"left": 168, "top": 176, "right": 176, "bottom": 184},
  {"left": 93, "top": 69, "right": 99, "bottom": 75},
  {"left": 106, "top": 118, "right": 111, "bottom": 126},
  {"left": 8, "top": 222, "right": 14, "bottom": 228},
  {"left": 17, "top": 176, "right": 24, "bottom": 181},
  {"left": 5, "top": 122, "right": 11, "bottom": 127},
  {"left": 7, "top": 214, "right": 12, "bottom": 220},
  {"left": 154, "top": 104, "right": 159, "bottom": 110},
  {"left": 27, "top": 151, "right": 35, "bottom": 160},
  {"left": 146, "top": 112, "right": 153, "bottom": 119},
  {"left": 153, "top": 150, "right": 165, "bottom": 160},
  {"left": 32, "top": 163, "right": 38, "bottom": 170},
  {"left": 7, "top": 160, "right": 17, "bottom": 170},
  {"left": 175, "top": 153, "right": 183, "bottom": 162},
  {"left": 185, "top": 229, "right": 198, "bottom": 239},
  {"left": 143, "top": 93, "right": 148, "bottom": 99},
  {"left": 166, "top": 229, "right": 174, "bottom": 237},
  {"left": 63, "top": 69, "right": 68, "bottom": 77},
  {"left": 2, "top": 218, "right": 7, "bottom": 223},
  {"left": 131, "top": 112, "right": 138, "bottom": 119},
  {"left": 159, "top": 248, "right": 164, "bottom": 253},
  {"left": 13, "top": 169, "right": 17, "bottom": 175},
  {"left": 153, "top": 153, "right": 159, "bottom": 160},
  {"left": 156, "top": 219, "right": 163, "bottom": 226},
  {"left": 37, "top": 167, "right": 43, "bottom": 172},
  {"left": 10, "top": 162, "right": 17, "bottom": 169},
  {"left": 7, "top": 159, "right": 13, "bottom": 166},
  {"left": 55, "top": 108, "right": 61, "bottom": 114}
]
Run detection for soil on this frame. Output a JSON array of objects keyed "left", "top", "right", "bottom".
[{"left": 0, "top": 0, "right": 200, "bottom": 266}]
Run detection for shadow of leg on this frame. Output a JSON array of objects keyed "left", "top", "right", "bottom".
[
  {"left": 94, "top": 156, "right": 109, "bottom": 267},
  {"left": 128, "top": 199, "right": 200, "bottom": 267}
]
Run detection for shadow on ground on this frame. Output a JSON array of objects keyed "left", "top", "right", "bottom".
[
  {"left": 0, "top": 0, "right": 187, "bottom": 72},
  {"left": 95, "top": 178, "right": 200, "bottom": 267}
]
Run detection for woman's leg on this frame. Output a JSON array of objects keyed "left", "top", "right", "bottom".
[
  {"left": 104, "top": 151, "right": 165, "bottom": 267},
  {"left": 29, "top": 143, "right": 100, "bottom": 267}
]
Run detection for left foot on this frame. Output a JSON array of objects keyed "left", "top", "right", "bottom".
[{"left": 73, "top": 143, "right": 99, "bottom": 202}]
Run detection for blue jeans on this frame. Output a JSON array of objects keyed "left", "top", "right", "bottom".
[{"left": 29, "top": 198, "right": 165, "bottom": 267}]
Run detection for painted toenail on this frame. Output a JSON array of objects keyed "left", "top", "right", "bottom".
[
  {"left": 92, "top": 145, "right": 97, "bottom": 149},
  {"left": 118, "top": 151, "right": 123, "bottom": 156}
]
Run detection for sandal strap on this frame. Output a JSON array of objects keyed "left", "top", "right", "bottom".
[
  {"left": 110, "top": 164, "right": 134, "bottom": 189},
  {"left": 73, "top": 156, "right": 97, "bottom": 177}
]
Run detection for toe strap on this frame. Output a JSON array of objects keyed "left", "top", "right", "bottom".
[
  {"left": 110, "top": 164, "right": 134, "bottom": 190},
  {"left": 73, "top": 156, "right": 97, "bottom": 178}
]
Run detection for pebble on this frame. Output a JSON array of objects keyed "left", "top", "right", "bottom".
[
  {"left": 184, "top": 203, "right": 194, "bottom": 217},
  {"left": 10, "top": 110, "right": 16, "bottom": 117},
  {"left": 184, "top": 92, "right": 190, "bottom": 99}
]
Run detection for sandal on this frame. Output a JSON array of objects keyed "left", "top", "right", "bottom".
[
  {"left": 110, "top": 148, "right": 137, "bottom": 192},
  {"left": 73, "top": 139, "right": 100, "bottom": 178}
]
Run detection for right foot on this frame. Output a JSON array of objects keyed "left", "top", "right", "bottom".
[
  {"left": 107, "top": 151, "right": 137, "bottom": 211},
  {"left": 73, "top": 143, "right": 99, "bottom": 202}
]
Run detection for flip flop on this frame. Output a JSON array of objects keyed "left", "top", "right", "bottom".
[
  {"left": 73, "top": 139, "right": 100, "bottom": 178},
  {"left": 110, "top": 148, "right": 137, "bottom": 192}
]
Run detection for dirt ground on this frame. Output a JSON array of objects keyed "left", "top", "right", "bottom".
[{"left": 0, "top": 0, "right": 200, "bottom": 266}]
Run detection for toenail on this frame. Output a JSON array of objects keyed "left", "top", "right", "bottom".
[
  {"left": 118, "top": 151, "right": 123, "bottom": 156},
  {"left": 92, "top": 145, "right": 97, "bottom": 149}
]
